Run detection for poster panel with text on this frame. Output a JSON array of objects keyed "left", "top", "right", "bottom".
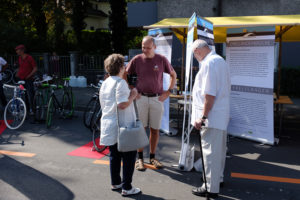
[{"left": 226, "top": 27, "right": 275, "bottom": 144}]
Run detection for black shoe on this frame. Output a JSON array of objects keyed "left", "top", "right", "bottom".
[
  {"left": 220, "top": 181, "right": 224, "bottom": 188},
  {"left": 192, "top": 187, "right": 218, "bottom": 198},
  {"left": 200, "top": 177, "right": 224, "bottom": 188}
]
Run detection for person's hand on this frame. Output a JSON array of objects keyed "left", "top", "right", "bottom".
[
  {"left": 130, "top": 88, "right": 138, "bottom": 99},
  {"left": 194, "top": 118, "right": 205, "bottom": 130},
  {"left": 158, "top": 90, "right": 170, "bottom": 102},
  {"left": 136, "top": 93, "right": 142, "bottom": 100}
]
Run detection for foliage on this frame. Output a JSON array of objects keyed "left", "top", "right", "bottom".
[
  {"left": 0, "top": 0, "right": 145, "bottom": 55},
  {"left": 125, "top": 28, "right": 147, "bottom": 51},
  {"left": 80, "top": 30, "right": 112, "bottom": 55}
]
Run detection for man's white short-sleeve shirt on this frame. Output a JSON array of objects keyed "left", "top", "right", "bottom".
[
  {"left": 99, "top": 76, "right": 136, "bottom": 146},
  {"left": 191, "top": 51, "right": 231, "bottom": 131}
]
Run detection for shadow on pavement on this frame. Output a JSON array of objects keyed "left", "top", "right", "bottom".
[
  {"left": 122, "top": 193, "right": 165, "bottom": 200},
  {"left": 0, "top": 155, "right": 74, "bottom": 200}
]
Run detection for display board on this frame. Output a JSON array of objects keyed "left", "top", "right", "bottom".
[
  {"left": 179, "top": 13, "right": 215, "bottom": 170},
  {"left": 226, "top": 26, "right": 275, "bottom": 145}
]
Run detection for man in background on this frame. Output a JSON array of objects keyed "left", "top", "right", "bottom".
[
  {"left": 126, "top": 36, "right": 177, "bottom": 171},
  {"left": 15, "top": 44, "right": 37, "bottom": 114}
]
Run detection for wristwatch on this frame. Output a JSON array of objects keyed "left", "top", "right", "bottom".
[
  {"left": 168, "top": 89, "right": 173, "bottom": 93},
  {"left": 202, "top": 116, "right": 207, "bottom": 120}
]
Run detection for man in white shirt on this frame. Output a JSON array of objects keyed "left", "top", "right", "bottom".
[
  {"left": 0, "top": 57, "right": 8, "bottom": 107},
  {"left": 190, "top": 40, "right": 231, "bottom": 198}
]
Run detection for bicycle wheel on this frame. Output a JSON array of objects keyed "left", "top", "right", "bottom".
[
  {"left": 46, "top": 97, "right": 55, "bottom": 128},
  {"left": 2, "top": 69, "right": 13, "bottom": 84},
  {"left": 33, "top": 92, "right": 45, "bottom": 121},
  {"left": 4, "top": 98, "right": 27, "bottom": 130},
  {"left": 89, "top": 103, "right": 101, "bottom": 132},
  {"left": 62, "top": 92, "right": 73, "bottom": 118},
  {"left": 92, "top": 109, "right": 106, "bottom": 152},
  {"left": 83, "top": 97, "right": 99, "bottom": 128}
]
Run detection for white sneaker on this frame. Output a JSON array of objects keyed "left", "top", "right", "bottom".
[
  {"left": 121, "top": 187, "right": 141, "bottom": 196},
  {"left": 111, "top": 183, "right": 122, "bottom": 191}
]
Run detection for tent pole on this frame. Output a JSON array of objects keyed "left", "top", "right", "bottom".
[
  {"left": 181, "top": 28, "right": 186, "bottom": 94},
  {"left": 277, "top": 26, "right": 282, "bottom": 99}
]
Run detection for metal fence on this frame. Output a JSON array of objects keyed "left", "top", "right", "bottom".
[
  {"left": 78, "top": 55, "right": 105, "bottom": 71},
  {"left": 2, "top": 54, "right": 106, "bottom": 83}
]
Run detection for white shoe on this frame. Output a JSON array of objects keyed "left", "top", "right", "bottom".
[
  {"left": 111, "top": 183, "right": 122, "bottom": 191},
  {"left": 121, "top": 187, "right": 141, "bottom": 196}
]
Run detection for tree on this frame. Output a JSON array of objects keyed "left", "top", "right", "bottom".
[
  {"left": 44, "top": 0, "right": 69, "bottom": 52},
  {"left": 28, "top": 0, "right": 48, "bottom": 42},
  {"left": 109, "top": 0, "right": 127, "bottom": 54},
  {"left": 70, "top": 0, "right": 89, "bottom": 46}
]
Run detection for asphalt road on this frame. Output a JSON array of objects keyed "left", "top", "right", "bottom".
[{"left": 1, "top": 110, "right": 300, "bottom": 200}]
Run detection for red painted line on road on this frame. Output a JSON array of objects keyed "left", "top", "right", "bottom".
[
  {"left": 0, "top": 120, "right": 11, "bottom": 135},
  {"left": 67, "top": 139, "right": 109, "bottom": 159},
  {"left": 231, "top": 172, "right": 300, "bottom": 184}
]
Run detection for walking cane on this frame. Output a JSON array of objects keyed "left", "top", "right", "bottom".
[{"left": 196, "top": 123, "right": 210, "bottom": 200}]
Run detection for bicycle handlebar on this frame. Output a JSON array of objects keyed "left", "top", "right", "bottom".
[
  {"left": 49, "top": 84, "right": 63, "bottom": 89},
  {"left": 34, "top": 76, "right": 53, "bottom": 85},
  {"left": 62, "top": 77, "right": 70, "bottom": 81},
  {"left": 89, "top": 83, "right": 102, "bottom": 89},
  {"left": 3, "top": 83, "right": 26, "bottom": 91}
]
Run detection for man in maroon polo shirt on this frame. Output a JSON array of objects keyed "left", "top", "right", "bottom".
[
  {"left": 15, "top": 44, "right": 37, "bottom": 114},
  {"left": 126, "top": 36, "right": 177, "bottom": 171}
]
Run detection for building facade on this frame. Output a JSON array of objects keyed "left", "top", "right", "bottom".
[
  {"left": 157, "top": 0, "right": 300, "bottom": 20},
  {"left": 128, "top": 0, "right": 300, "bottom": 67},
  {"left": 85, "top": 0, "right": 110, "bottom": 30}
]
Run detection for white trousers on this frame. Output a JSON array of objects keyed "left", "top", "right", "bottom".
[{"left": 200, "top": 128, "right": 227, "bottom": 193}]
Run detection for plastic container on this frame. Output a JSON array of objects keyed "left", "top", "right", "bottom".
[
  {"left": 77, "top": 76, "right": 87, "bottom": 87},
  {"left": 69, "top": 76, "right": 77, "bottom": 87}
]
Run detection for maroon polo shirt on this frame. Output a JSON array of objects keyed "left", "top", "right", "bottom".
[
  {"left": 17, "top": 55, "right": 36, "bottom": 80},
  {"left": 126, "top": 54, "right": 173, "bottom": 94}
]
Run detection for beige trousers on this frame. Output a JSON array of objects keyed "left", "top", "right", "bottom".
[
  {"left": 136, "top": 95, "right": 164, "bottom": 130},
  {"left": 200, "top": 127, "right": 227, "bottom": 193}
]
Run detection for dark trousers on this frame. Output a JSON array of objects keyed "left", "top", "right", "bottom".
[
  {"left": 24, "top": 79, "right": 34, "bottom": 111},
  {"left": 0, "top": 81, "right": 7, "bottom": 107},
  {"left": 109, "top": 143, "right": 137, "bottom": 190}
]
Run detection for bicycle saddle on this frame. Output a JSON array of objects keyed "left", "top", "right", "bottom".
[{"left": 17, "top": 81, "right": 25, "bottom": 85}]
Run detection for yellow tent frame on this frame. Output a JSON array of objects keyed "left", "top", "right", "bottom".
[{"left": 144, "top": 14, "right": 300, "bottom": 97}]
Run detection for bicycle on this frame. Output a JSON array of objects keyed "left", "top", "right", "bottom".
[
  {"left": 3, "top": 81, "right": 27, "bottom": 129},
  {"left": 33, "top": 76, "right": 53, "bottom": 122},
  {"left": 82, "top": 80, "right": 106, "bottom": 152},
  {"left": 90, "top": 104, "right": 106, "bottom": 153},
  {"left": 83, "top": 80, "right": 103, "bottom": 129},
  {"left": 45, "top": 77, "right": 74, "bottom": 128}
]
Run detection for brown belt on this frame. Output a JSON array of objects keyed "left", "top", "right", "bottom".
[{"left": 141, "top": 93, "right": 160, "bottom": 97}]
